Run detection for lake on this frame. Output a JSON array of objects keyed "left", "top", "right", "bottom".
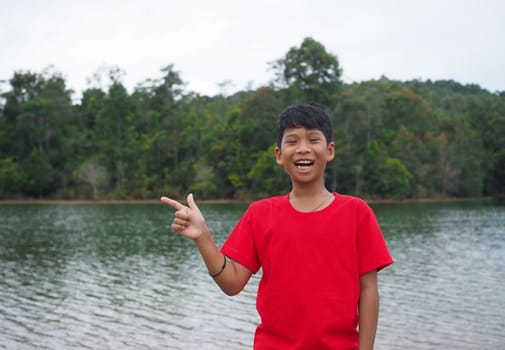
[{"left": 0, "top": 199, "right": 504, "bottom": 349}]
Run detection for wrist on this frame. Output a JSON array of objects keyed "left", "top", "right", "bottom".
[
  {"left": 209, "top": 255, "right": 227, "bottom": 278},
  {"left": 192, "top": 225, "right": 211, "bottom": 244}
]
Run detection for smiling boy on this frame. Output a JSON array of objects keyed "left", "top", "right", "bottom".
[{"left": 161, "top": 103, "right": 393, "bottom": 349}]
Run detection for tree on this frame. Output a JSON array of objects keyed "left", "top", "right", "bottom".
[
  {"left": 492, "top": 149, "right": 505, "bottom": 197},
  {"left": 390, "top": 125, "right": 432, "bottom": 197},
  {"left": 379, "top": 158, "right": 411, "bottom": 199},
  {"left": 75, "top": 159, "right": 107, "bottom": 200},
  {"left": 1, "top": 49, "right": 503, "bottom": 200},
  {"left": 248, "top": 144, "right": 289, "bottom": 197},
  {"left": 0, "top": 157, "right": 22, "bottom": 197},
  {"left": 333, "top": 90, "right": 372, "bottom": 194},
  {"left": 0, "top": 69, "right": 74, "bottom": 196},
  {"left": 20, "top": 149, "right": 55, "bottom": 197},
  {"left": 437, "top": 118, "right": 485, "bottom": 197},
  {"left": 95, "top": 80, "right": 135, "bottom": 196},
  {"left": 270, "top": 37, "right": 342, "bottom": 108},
  {"left": 131, "top": 65, "right": 188, "bottom": 197},
  {"left": 225, "top": 87, "right": 281, "bottom": 196},
  {"left": 464, "top": 94, "right": 505, "bottom": 197},
  {"left": 380, "top": 87, "right": 436, "bottom": 143},
  {"left": 363, "top": 140, "right": 412, "bottom": 199}
]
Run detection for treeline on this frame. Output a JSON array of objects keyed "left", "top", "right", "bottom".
[{"left": 1, "top": 37, "right": 504, "bottom": 200}]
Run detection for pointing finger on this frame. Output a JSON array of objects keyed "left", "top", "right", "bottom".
[{"left": 160, "top": 196, "right": 185, "bottom": 211}]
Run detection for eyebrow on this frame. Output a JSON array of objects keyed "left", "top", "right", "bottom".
[
  {"left": 283, "top": 133, "right": 298, "bottom": 139},
  {"left": 283, "top": 129, "right": 324, "bottom": 139}
]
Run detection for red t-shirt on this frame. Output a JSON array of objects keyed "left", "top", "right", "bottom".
[{"left": 221, "top": 193, "right": 393, "bottom": 349}]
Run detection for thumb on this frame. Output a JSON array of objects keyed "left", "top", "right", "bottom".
[{"left": 187, "top": 193, "right": 198, "bottom": 210}]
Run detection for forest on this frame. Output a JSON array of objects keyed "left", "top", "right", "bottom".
[{"left": 1, "top": 37, "right": 504, "bottom": 200}]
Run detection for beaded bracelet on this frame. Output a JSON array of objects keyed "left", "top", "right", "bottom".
[{"left": 209, "top": 255, "right": 227, "bottom": 278}]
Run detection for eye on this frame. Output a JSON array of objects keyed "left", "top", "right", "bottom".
[{"left": 309, "top": 138, "right": 320, "bottom": 143}]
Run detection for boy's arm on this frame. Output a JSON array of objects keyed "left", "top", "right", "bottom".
[
  {"left": 161, "top": 194, "right": 252, "bottom": 296},
  {"left": 358, "top": 269, "right": 379, "bottom": 350}
]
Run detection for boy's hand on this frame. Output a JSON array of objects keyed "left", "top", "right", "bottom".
[{"left": 160, "top": 193, "right": 207, "bottom": 240}]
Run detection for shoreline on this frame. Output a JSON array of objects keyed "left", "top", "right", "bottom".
[{"left": 0, "top": 196, "right": 492, "bottom": 205}]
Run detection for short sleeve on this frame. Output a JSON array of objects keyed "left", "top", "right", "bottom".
[
  {"left": 221, "top": 206, "right": 261, "bottom": 274},
  {"left": 356, "top": 203, "right": 393, "bottom": 275}
]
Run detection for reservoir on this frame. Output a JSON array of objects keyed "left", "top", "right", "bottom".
[{"left": 1, "top": 200, "right": 504, "bottom": 349}]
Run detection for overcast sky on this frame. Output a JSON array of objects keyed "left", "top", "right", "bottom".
[{"left": 1, "top": 0, "right": 503, "bottom": 98}]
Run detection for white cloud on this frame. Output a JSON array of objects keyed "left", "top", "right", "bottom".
[{"left": 1, "top": 0, "right": 503, "bottom": 98}]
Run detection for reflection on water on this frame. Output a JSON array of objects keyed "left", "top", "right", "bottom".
[
  {"left": 373, "top": 201, "right": 505, "bottom": 349},
  {"left": 0, "top": 200, "right": 504, "bottom": 349}
]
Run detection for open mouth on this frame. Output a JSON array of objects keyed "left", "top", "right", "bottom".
[{"left": 295, "top": 160, "right": 314, "bottom": 170}]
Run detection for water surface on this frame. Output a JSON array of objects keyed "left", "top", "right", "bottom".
[{"left": 0, "top": 200, "right": 504, "bottom": 349}]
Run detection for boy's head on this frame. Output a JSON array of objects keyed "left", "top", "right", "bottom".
[{"left": 276, "top": 103, "right": 333, "bottom": 148}]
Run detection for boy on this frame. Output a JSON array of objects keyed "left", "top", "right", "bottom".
[{"left": 161, "top": 103, "right": 393, "bottom": 349}]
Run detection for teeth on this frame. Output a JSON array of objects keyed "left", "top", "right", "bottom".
[{"left": 295, "top": 160, "right": 314, "bottom": 167}]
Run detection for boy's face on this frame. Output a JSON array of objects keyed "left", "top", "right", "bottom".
[{"left": 275, "top": 127, "right": 335, "bottom": 184}]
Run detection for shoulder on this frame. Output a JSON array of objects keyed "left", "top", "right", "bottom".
[
  {"left": 246, "top": 195, "right": 287, "bottom": 215},
  {"left": 332, "top": 193, "right": 376, "bottom": 221},
  {"left": 334, "top": 193, "right": 371, "bottom": 211},
  {"left": 234, "top": 195, "right": 288, "bottom": 232}
]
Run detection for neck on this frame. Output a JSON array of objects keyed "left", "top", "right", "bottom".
[
  {"left": 288, "top": 188, "right": 335, "bottom": 213},
  {"left": 288, "top": 183, "right": 333, "bottom": 213},
  {"left": 290, "top": 181, "right": 328, "bottom": 199}
]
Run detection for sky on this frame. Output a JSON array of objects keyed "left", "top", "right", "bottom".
[{"left": 1, "top": 0, "right": 504, "bottom": 99}]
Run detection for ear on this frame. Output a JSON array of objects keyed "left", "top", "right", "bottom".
[
  {"left": 327, "top": 141, "right": 335, "bottom": 162},
  {"left": 275, "top": 146, "right": 283, "bottom": 165}
]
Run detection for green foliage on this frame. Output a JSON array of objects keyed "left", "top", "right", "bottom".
[
  {"left": 248, "top": 144, "right": 289, "bottom": 197},
  {"left": 380, "top": 87, "right": 436, "bottom": 141},
  {"left": 0, "top": 39, "right": 503, "bottom": 200},
  {"left": 492, "top": 150, "right": 505, "bottom": 196},
  {"left": 20, "top": 149, "right": 55, "bottom": 197},
  {"left": 188, "top": 161, "right": 217, "bottom": 198},
  {"left": 379, "top": 158, "right": 412, "bottom": 199},
  {"left": 363, "top": 141, "right": 411, "bottom": 199},
  {"left": 74, "top": 158, "right": 107, "bottom": 200},
  {"left": 271, "top": 37, "right": 342, "bottom": 108},
  {"left": 0, "top": 157, "right": 22, "bottom": 197}
]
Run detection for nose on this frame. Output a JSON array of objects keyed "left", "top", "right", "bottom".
[{"left": 296, "top": 140, "right": 311, "bottom": 154}]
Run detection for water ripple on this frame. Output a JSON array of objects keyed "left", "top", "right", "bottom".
[{"left": 1, "top": 202, "right": 504, "bottom": 349}]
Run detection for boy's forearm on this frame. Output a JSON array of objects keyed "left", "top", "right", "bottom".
[
  {"left": 193, "top": 228, "right": 249, "bottom": 296},
  {"left": 193, "top": 227, "right": 225, "bottom": 276},
  {"left": 358, "top": 273, "right": 379, "bottom": 350}
]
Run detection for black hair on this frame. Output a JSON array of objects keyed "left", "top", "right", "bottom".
[{"left": 276, "top": 103, "right": 333, "bottom": 148}]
